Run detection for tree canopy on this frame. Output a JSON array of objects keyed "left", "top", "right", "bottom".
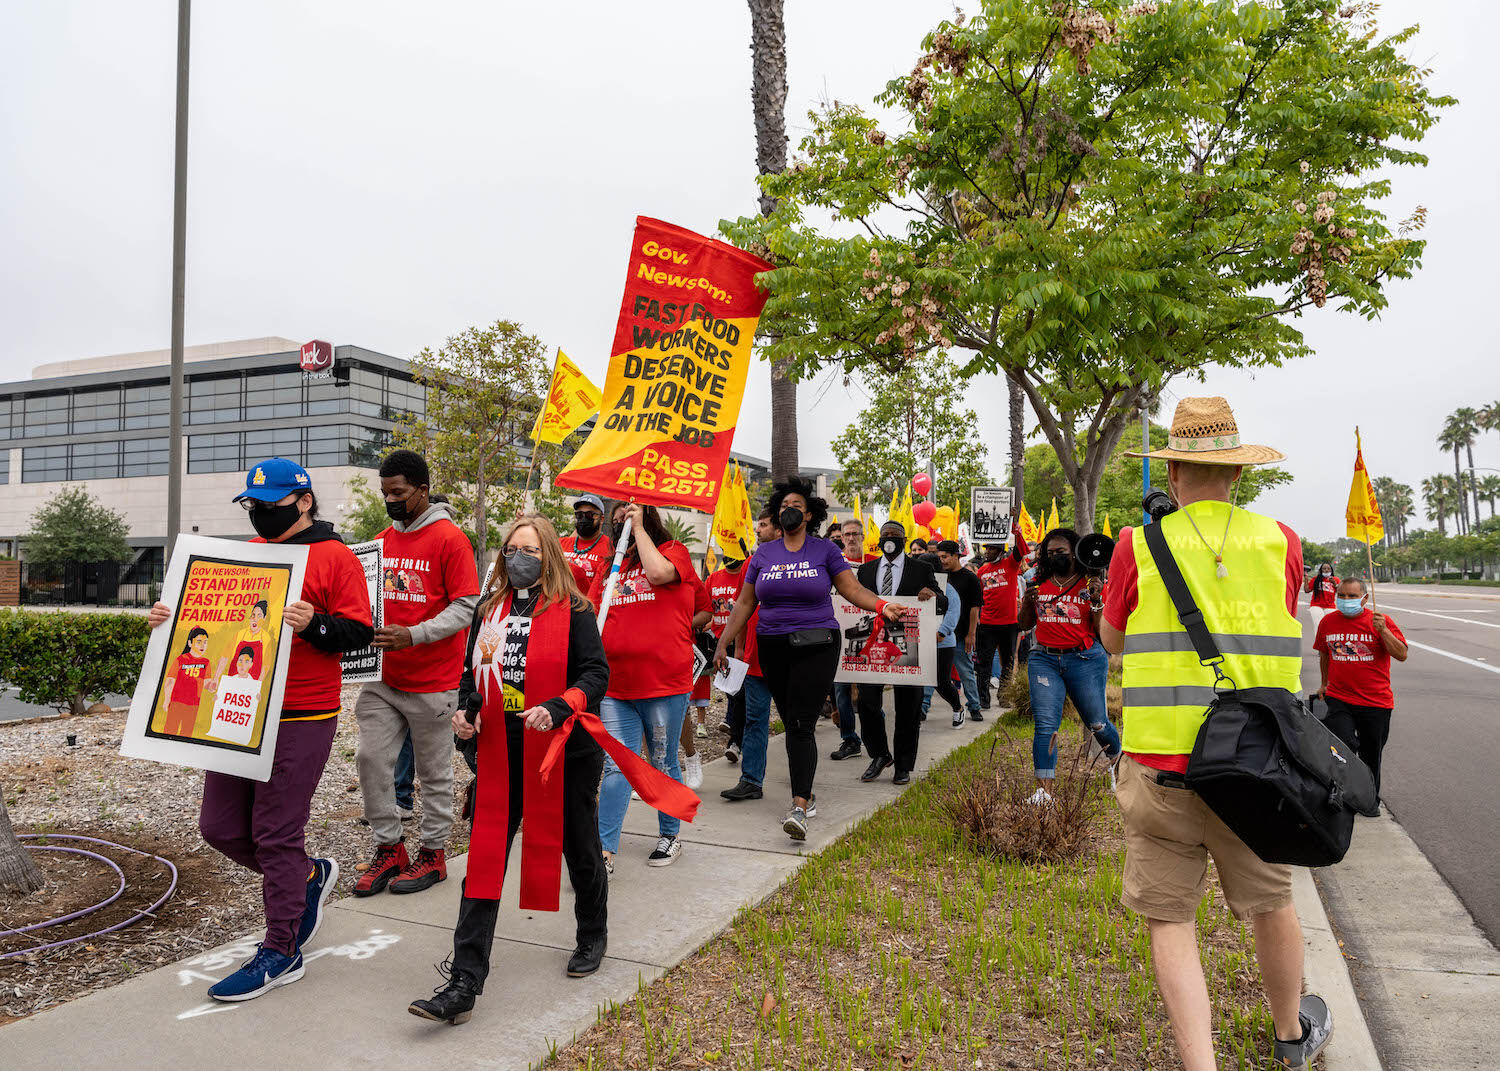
[{"left": 23, "top": 486, "right": 133, "bottom": 569}]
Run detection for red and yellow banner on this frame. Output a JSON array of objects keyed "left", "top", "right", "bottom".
[
  {"left": 1346, "top": 427, "right": 1384, "bottom": 545},
  {"left": 556, "top": 217, "right": 772, "bottom": 513}
]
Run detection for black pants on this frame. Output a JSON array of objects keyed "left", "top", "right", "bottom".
[
  {"left": 756, "top": 630, "right": 839, "bottom": 800},
  {"left": 974, "top": 623, "right": 1021, "bottom": 706},
  {"left": 451, "top": 718, "right": 607, "bottom": 990},
  {"left": 933, "top": 648, "right": 962, "bottom": 712},
  {"left": 1321, "top": 696, "right": 1393, "bottom": 795},
  {"left": 858, "top": 684, "right": 923, "bottom": 771},
  {"left": 726, "top": 686, "right": 746, "bottom": 748}
]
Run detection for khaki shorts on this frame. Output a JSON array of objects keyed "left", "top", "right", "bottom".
[{"left": 1116, "top": 755, "right": 1293, "bottom": 923}]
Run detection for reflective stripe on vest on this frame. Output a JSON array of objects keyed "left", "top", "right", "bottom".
[{"left": 1121, "top": 501, "right": 1302, "bottom": 756}]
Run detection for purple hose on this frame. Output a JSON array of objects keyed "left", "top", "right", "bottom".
[
  {"left": 0, "top": 847, "right": 125, "bottom": 936},
  {"left": 0, "top": 834, "right": 180, "bottom": 960}
]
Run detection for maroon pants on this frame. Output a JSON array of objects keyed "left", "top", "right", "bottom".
[{"left": 199, "top": 717, "right": 337, "bottom": 955}]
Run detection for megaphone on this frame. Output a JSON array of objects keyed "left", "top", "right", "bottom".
[{"left": 1076, "top": 532, "right": 1115, "bottom": 574}]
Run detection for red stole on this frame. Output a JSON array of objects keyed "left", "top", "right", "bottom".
[{"left": 466, "top": 594, "right": 700, "bottom": 907}]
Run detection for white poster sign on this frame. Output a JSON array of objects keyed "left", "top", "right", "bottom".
[
  {"left": 833, "top": 598, "right": 937, "bottom": 686},
  {"left": 207, "top": 677, "right": 263, "bottom": 748},
  {"left": 970, "top": 486, "right": 1015, "bottom": 545},
  {"left": 341, "top": 540, "right": 384, "bottom": 684}
]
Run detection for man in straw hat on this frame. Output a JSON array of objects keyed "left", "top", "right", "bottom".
[{"left": 1098, "top": 397, "right": 1332, "bottom": 1069}]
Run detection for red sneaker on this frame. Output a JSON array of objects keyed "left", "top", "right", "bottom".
[
  {"left": 353, "top": 842, "right": 409, "bottom": 897},
  {"left": 390, "top": 847, "right": 447, "bottom": 894}
]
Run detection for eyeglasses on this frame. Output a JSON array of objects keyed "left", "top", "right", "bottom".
[
  {"left": 239, "top": 496, "right": 299, "bottom": 511},
  {"left": 505, "top": 546, "right": 543, "bottom": 558}
]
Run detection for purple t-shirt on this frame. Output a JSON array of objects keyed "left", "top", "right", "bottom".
[{"left": 745, "top": 536, "right": 852, "bottom": 635}]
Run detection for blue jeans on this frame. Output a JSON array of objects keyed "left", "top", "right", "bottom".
[
  {"left": 1026, "top": 644, "right": 1120, "bottom": 779},
  {"left": 597, "top": 693, "right": 689, "bottom": 850},
  {"left": 833, "top": 682, "right": 859, "bottom": 745},
  {"left": 740, "top": 675, "right": 772, "bottom": 788},
  {"left": 393, "top": 729, "right": 414, "bottom": 809},
  {"left": 953, "top": 642, "right": 982, "bottom": 714}
]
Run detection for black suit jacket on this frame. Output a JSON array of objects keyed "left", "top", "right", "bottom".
[{"left": 857, "top": 555, "right": 948, "bottom": 614}]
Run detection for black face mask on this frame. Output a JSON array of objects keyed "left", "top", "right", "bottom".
[
  {"left": 385, "top": 497, "right": 412, "bottom": 522},
  {"left": 881, "top": 536, "right": 904, "bottom": 560},
  {"left": 574, "top": 513, "right": 599, "bottom": 538},
  {"left": 1046, "top": 551, "right": 1073, "bottom": 575},
  {"left": 779, "top": 507, "right": 805, "bottom": 533},
  {"left": 249, "top": 502, "right": 302, "bottom": 541},
  {"left": 611, "top": 520, "right": 627, "bottom": 544},
  {"left": 504, "top": 550, "right": 543, "bottom": 590}
]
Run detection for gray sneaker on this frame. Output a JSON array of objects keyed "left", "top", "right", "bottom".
[
  {"left": 1272, "top": 994, "right": 1333, "bottom": 1068},
  {"left": 783, "top": 806, "right": 808, "bottom": 841}
]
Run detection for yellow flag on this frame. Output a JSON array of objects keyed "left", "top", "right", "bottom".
[
  {"left": 1017, "top": 502, "right": 1039, "bottom": 545},
  {"left": 712, "top": 462, "right": 753, "bottom": 558},
  {"left": 1101, "top": 513, "right": 1112, "bottom": 539},
  {"left": 852, "top": 493, "right": 863, "bottom": 531},
  {"left": 706, "top": 541, "right": 719, "bottom": 577},
  {"left": 899, "top": 485, "right": 913, "bottom": 529},
  {"left": 530, "top": 350, "right": 602, "bottom": 445},
  {"left": 1346, "top": 427, "right": 1384, "bottom": 545},
  {"left": 1047, "top": 498, "right": 1061, "bottom": 534}
]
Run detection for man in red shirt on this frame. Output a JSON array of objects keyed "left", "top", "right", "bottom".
[
  {"left": 706, "top": 553, "right": 747, "bottom": 755},
  {"left": 830, "top": 518, "right": 868, "bottom": 759},
  {"left": 974, "top": 531, "right": 1026, "bottom": 708},
  {"left": 1313, "top": 577, "right": 1407, "bottom": 792},
  {"left": 560, "top": 493, "right": 614, "bottom": 594},
  {"left": 354, "top": 450, "right": 481, "bottom": 897}
]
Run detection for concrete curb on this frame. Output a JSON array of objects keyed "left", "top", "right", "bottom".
[{"left": 1293, "top": 866, "right": 1383, "bottom": 1070}]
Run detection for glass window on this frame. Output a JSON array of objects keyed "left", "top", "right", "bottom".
[
  {"left": 0, "top": 449, "right": 9, "bottom": 484},
  {"left": 71, "top": 387, "right": 122, "bottom": 434},
  {"left": 243, "top": 427, "right": 302, "bottom": 465},
  {"left": 124, "top": 382, "right": 170, "bottom": 431},
  {"left": 348, "top": 426, "right": 391, "bottom": 469},
  {"left": 188, "top": 432, "right": 243, "bottom": 474},
  {"left": 305, "top": 378, "right": 346, "bottom": 417},
  {"left": 305, "top": 425, "right": 346, "bottom": 468},
  {"left": 22, "top": 393, "right": 70, "bottom": 438},
  {"left": 348, "top": 368, "right": 385, "bottom": 419},
  {"left": 70, "top": 440, "right": 122, "bottom": 479},
  {"left": 188, "top": 374, "right": 242, "bottom": 424},
  {"left": 386, "top": 375, "right": 425, "bottom": 420},
  {"left": 22, "top": 444, "right": 68, "bottom": 482},
  {"left": 0, "top": 396, "right": 14, "bottom": 440},
  {"left": 244, "top": 371, "right": 304, "bottom": 421},
  {"left": 122, "top": 437, "right": 168, "bottom": 477}
]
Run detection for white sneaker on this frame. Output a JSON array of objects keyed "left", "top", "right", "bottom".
[
  {"left": 1026, "top": 787, "right": 1053, "bottom": 806},
  {"left": 724, "top": 743, "right": 740, "bottom": 764},
  {"left": 683, "top": 751, "right": 703, "bottom": 789},
  {"left": 695, "top": 722, "right": 707, "bottom": 739},
  {"left": 602, "top": 852, "right": 615, "bottom": 879},
  {"left": 646, "top": 836, "right": 681, "bottom": 867},
  {"left": 396, "top": 803, "right": 415, "bottom": 821}
]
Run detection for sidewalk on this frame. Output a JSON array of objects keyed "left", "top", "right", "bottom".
[
  {"left": 1312, "top": 808, "right": 1500, "bottom": 1071},
  {"left": 1, "top": 714, "right": 992, "bottom": 1070}
]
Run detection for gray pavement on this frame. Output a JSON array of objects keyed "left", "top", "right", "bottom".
[{"left": 0, "top": 688, "right": 128, "bottom": 724}]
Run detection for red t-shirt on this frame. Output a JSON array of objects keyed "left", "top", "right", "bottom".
[
  {"left": 977, "top": 558, "right": 1022, "bottom": 626},
  {"left": 1104, "top": 522, "right": 1304, "bottom": 773},
  {"left": 170, "top": 653, "right": 211, "bottom": 705},
  {"left": 1308, "top": 573, "right": 1340, "bottom": 608},
  {"left": 561, "top": 533, "right": 615, "bottom": 595},
  {"left": 1315, "top": 609, "right": 1405, "bottom": 708},
  {"left": 379, "top": 519, "right": 480, "bottom": 693},
  {"left": 589, "top": 540, "right": 697, "bottom": 699},
  {"left": 257, "top": 537, "right": 373, "bottom": 713},
  {"left": 1032, "top": 577, "right": 1097, "bottom": 650},
  {"left": 706, "top": 566, "right": 744, "bottom": 638}
]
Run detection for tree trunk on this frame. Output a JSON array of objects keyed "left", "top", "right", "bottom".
[
  {"left": 1068, "top": 471, "right": 1098, "bottom": 535},
  {"left": 0, "top": 790, "right": 44, "bottom": 894},
  {"left": 1008, "top": 376, "right": 1025, "bottom": 500},
  {"left": 748, "top": 0, "right": 795, "bottom": 482},
  {"left": 1467, "top": 443, "right": 1482, "bottom": 527},
  {"left": 1453, "top": 448, "right": 1468, "bottom": 534}
]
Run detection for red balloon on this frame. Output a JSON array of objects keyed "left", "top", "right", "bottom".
[
  {"left": 911, "top": 473, "right": 933, "bottom": 497},
  {"left": 913, "top": 500, "right": 938, "bottom": 526}
]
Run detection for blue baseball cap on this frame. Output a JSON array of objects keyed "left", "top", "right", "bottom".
[{"left": 234, "top": 457, "right": 313, "bottom": 504}]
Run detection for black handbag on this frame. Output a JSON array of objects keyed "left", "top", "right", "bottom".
[{"left": 1143, "top": 523, "right": 1380, "bottom": 867}]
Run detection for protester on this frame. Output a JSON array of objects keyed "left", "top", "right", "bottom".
[
  {"left": 679, "top": 568, "right": 715, "bottom": 789},
  {"left": 920, "top": 558, "right": 965, "bottom": 721},
  {"left": 561, "top": 493, "right": 614, "bottom": 595},
  {"left": 719, "top": 507, "right": 780, "bottom": 803},
  {"left": 714, "top": 478, "right": 907, "bottom": 840},
  {"left": 1099, "top": 396, "right": 1331, "bottom": 1070},
  {"left": 147, "top": 458, "right": 372, "bottom": 1002},
  {"left": 1313, "top": 577, "right": 1408, "bottom": 793},
  {"left": 935, "top": 540, "right": 984, "bottom": 721},
  {"left": 1304, "top": 563, "right": 1339, "bottom": 625},
  {"left": 909, "top": 537, "right": 928, "bottom": 553},
  {"left": 589, "top": 502, "right": 699, "bottom": 869},
  {"left": 854, "top": 521, "right": 944, "bottom": 783},
  {"left": 829, "top": 517, "right": 870, "bottom": 762},
  {"left": 974, "top": 535, "right": 1026, "bottom": 708},
  {"left": 706, "top": 550, "right": 748, "bottom": 762},
  {"left": 352, "top": 450, "right": 480, "bottom": 898},
  {"left": 1017, "top": 527, "right": 1121, "bottom": 799},
  {"left": 408, "top": 514, "right": 610, "bottom": 1025}
]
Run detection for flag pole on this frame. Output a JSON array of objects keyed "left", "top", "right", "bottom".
[
  {"left": 596, "top": 514, "right": 633, "bottom": 630},
  {"left": 523, "top": 348, "right": 563, "bottom": 505},
  {"left": 1364, "top": 521, "right": 1378, "bottom": 613}
]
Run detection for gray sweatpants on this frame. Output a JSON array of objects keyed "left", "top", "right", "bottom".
[{"left": 355, "top": 682, "right": 457, "bottom": 850}]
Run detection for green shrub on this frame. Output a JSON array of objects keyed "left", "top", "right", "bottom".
[{"left": 0, "top": 610, "right": 150, "bottom": 714}]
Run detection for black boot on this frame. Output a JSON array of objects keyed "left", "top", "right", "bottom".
[
  {"left": 567, "top": 935, "right": 607, "bottom": 977},
  {"left": 409, "top": 963, "right": 480, "bottom": 1025}
]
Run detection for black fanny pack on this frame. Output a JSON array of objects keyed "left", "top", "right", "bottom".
[
  {"left": 1144, "top": 523, "right": 1379, "bottom": 867},
  {"left": 787, "top": 627, "right": 836, "bottom": 648}
]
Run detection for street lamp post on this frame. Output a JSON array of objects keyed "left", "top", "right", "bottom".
[{"left": 166, "top": 0, "right": 191, "bottom": 563}]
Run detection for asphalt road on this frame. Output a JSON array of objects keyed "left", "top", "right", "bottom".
[{"left": 1303, "top": 583, "right": 1500, "bottom": 945}]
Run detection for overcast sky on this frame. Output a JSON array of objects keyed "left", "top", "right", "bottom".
[{"left": 2, "top": 1, "right": 1495, "bottom": 540}]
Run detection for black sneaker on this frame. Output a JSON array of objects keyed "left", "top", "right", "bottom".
[
  {"left": 1272, "top": 994, "right": 1333, "bottom": 1067},
  {"left": 646, "top": 836, "right": 682, "bottom": 867},
  {"left": 893, "top": 768, "right": 911, "bottom": 785},
  {"left": 968, "top": 710, "right": 984, "bottom": 722},
  {"left": 829, "top": 739, "right": 862, "bottom": 761},
  {"left": 409, "top": 962, "right": 480, "bottom": 1025},
  {"left": 720, "top": 779, "right": 763, "bottom": 802},
  {"left": 860, "top": 755, "right": 893, "bottom": 782},
  {"left": 567, "top": 936, "right": 607, "bottom": 977}
]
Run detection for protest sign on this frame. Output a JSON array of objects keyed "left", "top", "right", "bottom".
[
  {"left": 342, "top": 540, "right": 384, "bottom": 684},
  {"left": 121, "top": 536, "right": 307, "bottom": 781},
  {"left": 970, "top": 486, "right": 1015, "bottom": 545},
  {"left": 556, "top": 216, "right": 773, "bottom": 512},
  {"left": 833, "top": 598, "right": 937, "bottom": 687}
]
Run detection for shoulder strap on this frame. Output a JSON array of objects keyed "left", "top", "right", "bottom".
[{"left": 1142, "top": 520, "right": 1225, "bottom": 668}]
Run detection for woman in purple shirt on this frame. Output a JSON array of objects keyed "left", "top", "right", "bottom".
[{"left": 715, "top": 477, "right": 905, "bottom": 841}]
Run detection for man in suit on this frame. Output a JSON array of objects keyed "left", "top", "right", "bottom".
[{"left": 855, "top": 521, "right": 946, "bottom": 785}]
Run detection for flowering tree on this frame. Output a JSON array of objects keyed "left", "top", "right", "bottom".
[{"left": 725, "top": 0, "right": 1450, "bottom": 530}]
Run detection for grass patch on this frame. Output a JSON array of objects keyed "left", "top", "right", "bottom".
[{"left": 551, "top": 713, "right": 1281, "bottom": 1070}]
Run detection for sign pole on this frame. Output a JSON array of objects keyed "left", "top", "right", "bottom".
[
  {"left": 165, "top": 0, "right": 191, "bottom": 563},
  {"left": 595, "top": 515, "right": 633, "bottom": 630},
  {"left": 1141, "top": 408, "right": 1150, "bottom": 525},
  {"left": 522, "top": 348, "right": 563, "bottom": 508},
  {"left": 1364, "top": 522, "right": 1378, "bottom": 613}
]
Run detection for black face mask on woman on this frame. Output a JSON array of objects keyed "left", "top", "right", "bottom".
[
  {"left": 778, "top": 507, "right": 805, "bottom": 533},
  {"left": 249, "top": 501, "right": 303, "bottom": 541},
  {"left": 1046, "top": 551, "right": 1073, "bottom": 576}
]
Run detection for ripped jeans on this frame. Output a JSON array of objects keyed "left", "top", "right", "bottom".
[
  {"left": 597, "top": 693, "right": 689, "bottom": 851},
  {"left": 1026, "top": 644, "right": 1120, "bottom": 779}
]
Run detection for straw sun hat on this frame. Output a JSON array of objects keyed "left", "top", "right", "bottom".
[{"left": 1126, "top": 396, "right": 1285, "bottom": 466}]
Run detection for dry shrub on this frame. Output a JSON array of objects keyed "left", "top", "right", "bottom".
[
  {"left": 942, "top": 733, "right": 1109, "bottom": 865},
  {"left": 999, "top": 668, "right": 1032, "bottom": 719}
]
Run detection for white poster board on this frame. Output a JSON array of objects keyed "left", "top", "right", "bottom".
[
  {"left": 833, "top": 598, "right": 937, "bottom": 687},
  {"left": 207, "top": 677, "right": 263, "bottom": 748},
  {"left": 341, "top": 539, "right": 384, "bottom": 684},
  {"left": 121, "top": 535, "right": 308, "bottom": 782},
  {"left": 970, "top": 486, "right": 1015, "bottom": 545}
]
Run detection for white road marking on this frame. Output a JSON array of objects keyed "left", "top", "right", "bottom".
[
  {"left": 1379, "top": 604, "right": 1500, "bottom": 630},
  {"left": 1406, "top": 639, "right": 1500, "bottom": 676}
]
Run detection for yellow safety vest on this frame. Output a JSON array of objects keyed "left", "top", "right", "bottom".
[{"left": 1122, "top": 501, "right": 1302, "bottom": 756}]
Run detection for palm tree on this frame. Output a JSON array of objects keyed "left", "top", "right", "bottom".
[
  {"left": 1372, "top": 476, "right": 1406, "bottom": 546},
  {"left": 0, "top": 792, "right": 44, "bottom": 894},
  {"left": 1453, "top": 407, "right": 1484, "bottom": 526},
  {"left": 1479, "top": 474, "right": 1500, "bottom": 519},
  {"left": 747, "top": 0, "right": 796, "bottom": 482},
  {"left": 1422, "top": 474, "right": 1453, "bottom": 537},
  {"left": 1480, "top": 401, "right": 1500, "bottom": 452},
  {"left": 1393, "top": 481, "right": 1415, "bottom": 543},
  {"left": 1438, "top": 412, "right": 1474, "bottom": 534}
]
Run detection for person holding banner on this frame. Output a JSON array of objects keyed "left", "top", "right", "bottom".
[
  {"left": 588, "top": 502, "right": 701, "bottom": 869},
  {"left": 561, "top": 493, "right": 614, "bottom": 595},
  {"left": 1312, "top": 578, "right": 1407, "bottom": 794},
  {"left": 974, "top": 534, "right": 1027, "bottom": 708},
  {"left": 714, "top": 478, "right": 908, "bottom": 841},
  {"left": 352, "top": 450, "right": 480, "bottom": 898},
  {"left": 148, "top": 458, "right": 373, "bottom": 1002},
  {"left": 410, "top": 514, "right": 615, "bottom": 1024}
]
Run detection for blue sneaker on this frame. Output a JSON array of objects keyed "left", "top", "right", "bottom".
[
  {"left": 297, "top": 857, "right": 339, "bottom": 950},
  {"left": 207, "top": 944, "right": 304, "bottom": 1002}
]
